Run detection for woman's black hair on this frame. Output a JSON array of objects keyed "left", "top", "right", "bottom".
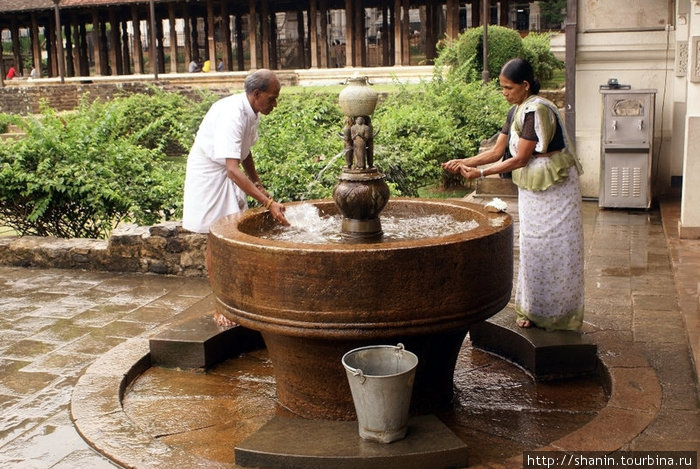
[{"left": 500, "top": 58, "right": 541, "bottom": 95}]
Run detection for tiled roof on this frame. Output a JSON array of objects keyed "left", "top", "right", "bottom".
[{"left": 0, "top": 0, "right": 157, "bottom": 14}]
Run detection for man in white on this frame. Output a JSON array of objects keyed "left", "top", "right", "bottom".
[{"left": 183, "top": 68, "right": 289, "bottom": 325}]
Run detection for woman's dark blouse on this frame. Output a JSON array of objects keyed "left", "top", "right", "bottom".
[{"left": 500, "top": 104, "right": 566, "bottom": 154}]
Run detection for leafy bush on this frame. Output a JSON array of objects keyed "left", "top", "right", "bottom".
[
  {"left": 521, "top": 32, "right": 564, "bottom": 83},
  {"left": 0, "top": 95, "right": 196, "bottom": 239},
  {"left": 435, "top": 26, "right": 523, "bottom": 83},
  {"left": 0, "top": 113, "right": 18, "bottom": 134},
  {"left": 372, "top": 80, "right": 508, "bottom": 195},
  {"left": 435, "top": 26, "right": 564, "bottom": 86},
  {"left": 253, "top": 91, "right": 346, "bottom": 202}
]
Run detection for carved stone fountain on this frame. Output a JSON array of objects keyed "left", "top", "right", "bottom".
[{"left": 207, "top": 77, "right": 513, "bottom": 420}]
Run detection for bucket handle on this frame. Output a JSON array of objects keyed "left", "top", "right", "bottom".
[
  {"left": 352, "top": 368, "right": 366, "bottom": 384},
  {"left": 351, "top": 343, "right": 406, "bottom": 385}
]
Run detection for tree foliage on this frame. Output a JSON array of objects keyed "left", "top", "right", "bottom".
[
  {"left": 435, "top": 26, "right": 563, "bottom": 86},
  {"left": 0, "top": 90, "right": 211, "bottom": 238}
]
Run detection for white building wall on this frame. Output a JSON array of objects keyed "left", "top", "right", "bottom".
[
  {"left": 572, "top": 0, "right": 676, "bottom": 200},
  {"left": 680, "top": 1, "right": 700, "bottom": 236}
]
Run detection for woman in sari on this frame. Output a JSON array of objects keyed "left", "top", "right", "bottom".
[{"left": 442, "top": 58, "right": 585, "bottom": 331}]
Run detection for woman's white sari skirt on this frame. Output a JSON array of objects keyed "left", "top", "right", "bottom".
[{"left": 514, "top": 164, "right": 584, "bottom": 331}]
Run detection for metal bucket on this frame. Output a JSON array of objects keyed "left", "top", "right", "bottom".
[{"left": 341, "top": 343, "right": 418, "bottom": 443}]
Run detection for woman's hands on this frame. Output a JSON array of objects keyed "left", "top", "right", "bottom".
[{"left": 442, "top": 159, "right": 482, "bottom": 179}]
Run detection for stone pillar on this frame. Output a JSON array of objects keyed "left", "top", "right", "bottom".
[{"left": 680, "top": 3, "right": 700, "bottom": 238}]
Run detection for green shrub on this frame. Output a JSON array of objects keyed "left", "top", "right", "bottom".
[
  {"left": 253, "top": 91, "right": 346, "bottom": 202},
  {"left": 522, "top": 32, "right": 564, "bottom": 83},
  {"left": 435, "top": 26, "right": 523, "bottom": 83},
  {"left": 0, "top": 98, "right": 190, "bottom": 239},
  {"left": 371, "top": 80, "right": 508, "bottom": 195}
]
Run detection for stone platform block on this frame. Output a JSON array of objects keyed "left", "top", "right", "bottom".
[
  {"left": 235, "top": 414, "right": 469, "bottom": 469},
  {"left": 470, "top": 308, "right": 598, "bottom": 380},
  {"left": 149, "top": 294, "right": 263, "bottom": 369}
]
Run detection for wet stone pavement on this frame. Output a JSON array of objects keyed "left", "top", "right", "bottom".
[{"left": 0, "top": 198, "right": 698, "bottom": 468}]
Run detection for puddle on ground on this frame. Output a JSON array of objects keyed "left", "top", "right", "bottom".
[{"left": 123, "top": 340, "right": 606, "bottom": 467}]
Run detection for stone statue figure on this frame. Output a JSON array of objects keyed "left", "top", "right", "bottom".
[
  {"left": 342, "top": 116, "right": 354, "bottom": 168},
  {"left": 351, "top": 116, "right": 380, "bottom": 170}
]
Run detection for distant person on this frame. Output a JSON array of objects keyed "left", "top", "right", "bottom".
[
  {"left": 333, "top": 40, "right": 344, "bottom": 68},
  {"left": 442, "top": 58, "right": 585, "bottom": 331},
  {"left": 202, "top": 59, "right": 211, "bottom": 73},
  {"left": 217, "top": 58, "right": 224, "bottom": 72},
  {"left": 6, "top": 65, "right": 17, "bottom": 80},
  {"left": 30, "top": 67, "right": 37, "bottom": 79},
  {"left": 182, "top": 69, "right": 289, "bottom": 326},
  {"left": 188, "top": 59, "right": 199, "bottom": 73}
]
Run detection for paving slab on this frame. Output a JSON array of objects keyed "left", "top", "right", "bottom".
[{"left": 235, "top": 414, "right": 469, "bottom": 469}]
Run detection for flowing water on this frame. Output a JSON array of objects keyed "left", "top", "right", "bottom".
[{"left": 261, "top": 203, "right": 480, "bottom": 244}]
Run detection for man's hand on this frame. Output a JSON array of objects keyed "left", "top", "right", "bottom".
[{"left": 269, "top": 201, "right": 290, "bottom": 226}]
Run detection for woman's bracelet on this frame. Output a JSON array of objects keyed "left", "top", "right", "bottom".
[
  {"left": 264, "top": 198, "right": 274, "bottom": 209},
  {"left": 479, "top": 168, "right": 485, "bottom": 180}
]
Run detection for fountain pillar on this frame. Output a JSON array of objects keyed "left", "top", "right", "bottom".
[{"left": 333, "top": 76, "right": 390, "bottom": 240}]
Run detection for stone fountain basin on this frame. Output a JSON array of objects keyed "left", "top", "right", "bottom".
[{"left": 208, "top": 198, "right": 513, "bottom": 420}]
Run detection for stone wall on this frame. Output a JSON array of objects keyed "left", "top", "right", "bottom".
[
  {"left": 0, "top": 81, "right": 233, "bottom": 115},
  {"left": 0, "top": 222, "right": 208, "bottom": 277}
]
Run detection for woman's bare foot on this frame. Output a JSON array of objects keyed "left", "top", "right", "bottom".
[
  {"left": 213, "top": 311, "right": 237, "bottom": 328},
  {"left": 516, "top": 318, "right": 532, "bottom": 328}
]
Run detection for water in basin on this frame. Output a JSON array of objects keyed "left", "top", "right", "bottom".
[{"left": 261, "top": 203, "right": 480, "bottom": 244}]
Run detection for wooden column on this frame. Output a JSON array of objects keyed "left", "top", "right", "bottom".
[
  {"left": 131, "top": 6, "right": 144, "bottom": 74},
  {"left": 221, "top": 1, "right": 233, "bottom": 71},
  {"left": 446, "top": 0, "right": 458, "bottom": 39},
  {"left": 182, "top": 7, "right": 192, "bottom": 66},
  {"left": 190, "top": 15, "right": 199, "bottom": 60},
  {"left": 91, "top": 11, "right": 103, "bottom": 75},
  {"left": 206, "top": 0, "right": 216, "bottom": 71},
  {"left": 260, "top": 0, "right": 271, "bottom": 68},
  {"left": 401, "top": 0, "right": 410, "bottom": 65},
  {"left": 108, "top": 8, "right": 122, "bottom": 75},
  {"left": 309, "top": 0, "right": 319, "bottom": 68},
  {"left": 120, "top": 19, "right": 131, "bottom": 75},
  {"left": 381, "top": 3, "right": 390, "bottom": 66},
  {"left": 30, "top": 13, "right": 43, "bottom": 78},
  {"left": 79, "top": 21, "right": 89, "bottom": 75},
  {"left": 156, "top": 11, "right": 166, "bottom": 73},
  {"left": 270, "top": 10, "right": 278, "bottom": 69},
  {"left": 45, "top": 19, "right": 56, "bottom": 76},
  {"left": 393, "top": 0, "right": 401, "bottom": 66},
  {"left": 425, "top": 3, "right": 436, "bottom": 64},
  {"left": 297, "top": 10, "right": 306, "bottom": 68},
  {"left": 168, "top": 3, "right": 178, "bottom": 72},
  {"left": 353, "top": 0, "right": 364, "bottom": 66},
  {"left": 11, "top": 20, "right": 23, "bottom": 75},
  {"left": 100, "top": 19, "right": 111, "bottom": 74},
  {"left": 472, "top": 0, "right": 481, "bottom": 27},
  {"left": 499, "top": 0, "right": 508, "bottom": 26},
  {"left": 248, "top": 0, "right": 258, "bottom": 69},
  {"left": 72, "top": 15, "right": 82, "bottom": 76},
  {"left": 344, "top": 0, "right": 354, "bottom": 67},
  {"left": 235, "top": 15, "right": 245, "bottom": 70},
  {"left": 64, "top": 22, "right": 74, "bottom": 77},
  {"left": 318, "top": 0, "right": 329, "bottom": 68}
]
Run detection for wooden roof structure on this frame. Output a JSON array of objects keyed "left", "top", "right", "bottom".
[{"left": 0, "top": 1, "right": 519, "bottom": 83}]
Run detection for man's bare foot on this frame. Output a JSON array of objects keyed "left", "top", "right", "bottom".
[
  {"left": 213, "top": 311, "right": 237, "bottom": 328},
  {"left": 516, "top": 318, "right": 532, "bottom": 328}
]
